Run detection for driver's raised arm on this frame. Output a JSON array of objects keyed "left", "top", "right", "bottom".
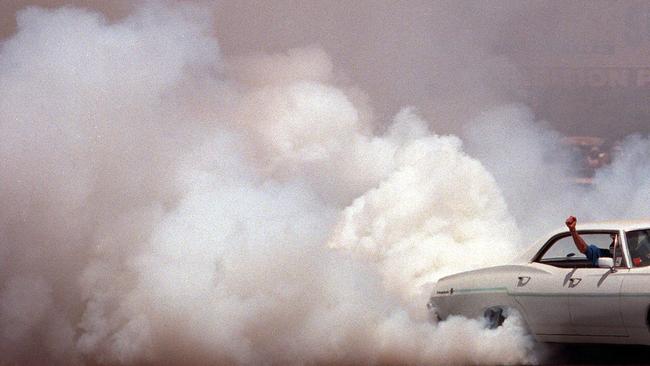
[{"left": 566, "top": 216, "right": 588, "bottom": 254}]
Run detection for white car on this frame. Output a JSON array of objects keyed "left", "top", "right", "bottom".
[{"left": 428, "top": 220, "right": 650, "bottom": 344}]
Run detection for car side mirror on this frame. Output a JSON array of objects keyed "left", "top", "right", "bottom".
[{"left": 598, "top": 257, "right": 614, "bottom": 270}]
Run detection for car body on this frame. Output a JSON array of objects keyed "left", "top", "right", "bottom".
[{"left": 428, "top": 220, "right": 650, "bottom": 344}]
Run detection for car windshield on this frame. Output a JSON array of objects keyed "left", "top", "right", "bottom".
[{"left": 626, "top": 230, "right": 650, "bottom": 267}]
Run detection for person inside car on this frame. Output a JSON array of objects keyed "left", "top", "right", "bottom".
[
  {"left": 565, "top": 216, "right": 616, "bottom": 266},
  {"left": 627, "top": 231, "right": 650, "bottom": 267}
]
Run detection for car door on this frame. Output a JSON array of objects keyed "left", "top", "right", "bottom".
[
  {"left": 569, "top": 267, "right": 627, "bottom": 336},
  {"left": 568, "top": 231, "right": 627, "bottom": 337},
  {"left": 511, "top": 234, "right": 581, "bottom": 335},
  {"left": 619, "top": 229, "right": 650, "bottom": 341},
  {"left": 619, "top": 268, "right": 650, "bottom": 342}
]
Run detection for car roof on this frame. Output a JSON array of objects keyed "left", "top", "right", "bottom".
[{"left": 551, "top": 219, "right": 650, "bottom": 233}]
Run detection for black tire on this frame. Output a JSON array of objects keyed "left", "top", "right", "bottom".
[{"left": 484, "top": 307, "right": 506, "bottom": 329}]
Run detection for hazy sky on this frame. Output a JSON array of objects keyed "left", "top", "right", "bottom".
[{"left": 3, "top": 1, "right": 650, "bottom": 138}]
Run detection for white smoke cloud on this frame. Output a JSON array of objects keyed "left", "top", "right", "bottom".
[
  {"left": 463, "top": 105, "right": 650, "bottom": 240},
  {"left": 587, "top": 134, "right": 650, "bottom": 219},
  {"left": 329, "top": 109, "right": 520, "bottom": 298},
  {"left": 462, "top": 105, "right": 578, "bottom": 239},
  {"left": 11, "top": 2, "right": 650, "bottom": 365}
]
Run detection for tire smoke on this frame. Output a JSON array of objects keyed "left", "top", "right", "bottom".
[{"left": 2, "top": 3, "right": 649, "bottom": 365}]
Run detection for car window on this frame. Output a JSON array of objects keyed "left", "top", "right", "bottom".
[
  {"left": 538, "top": 232, "right": 620, "bottom": 266},
  {"left": 627, "top": 230, "right": 650, "bottom": 267},
  {"left": 540, "top": 235, "right": 587, "bottom": 261}
]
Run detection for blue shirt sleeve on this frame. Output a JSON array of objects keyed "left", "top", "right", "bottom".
[{"left": 585, "top": 244, "right": 601, "bottom": 266}]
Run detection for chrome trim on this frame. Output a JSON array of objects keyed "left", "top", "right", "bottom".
[{"left": 620, "top": 229, "right": 632, "bottom": 269}]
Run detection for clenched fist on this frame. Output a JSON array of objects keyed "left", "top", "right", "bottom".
[{"left": 565, "top": 216, "right": 577, "bottom": 231}]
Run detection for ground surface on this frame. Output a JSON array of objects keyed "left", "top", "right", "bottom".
[{"left": 541, "top": 343, "right": 650, "bottom": 365}]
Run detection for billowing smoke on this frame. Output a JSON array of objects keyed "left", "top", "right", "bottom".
[
  {"left": 1, "top": 2, "right": 650, "bottom": 366},
  {"left": 464, "top": 105, "right": 650, "bottom": 240},
  {"left": 0, "top": 3, "right": 538, "bottom": 365}
]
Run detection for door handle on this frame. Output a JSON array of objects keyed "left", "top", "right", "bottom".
[
  {"left": 517, "top": 276, "right": 531, "bottom": 286},
  {"left": 569, "top": 277, "right": 582, "bottom": 286}
]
